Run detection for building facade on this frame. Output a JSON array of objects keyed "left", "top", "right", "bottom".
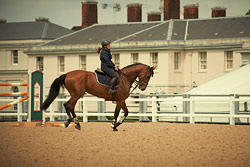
[
  {"left": 0, "top": 18, "right": 72, "bottom": 110},
  {"left": 25, "top": 16, "right": 250, "bottom": 95}
]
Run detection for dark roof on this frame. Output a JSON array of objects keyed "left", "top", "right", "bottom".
[
  {"left": 121, "top": 22, "right": 169, "bottom": 41},
  {"left": 187, "top": 17, "right": 250, "bottom": 40},
  {"left": 0, "top": 21, "right": 73, "bottom": 41},
  {"left": 42, "top": 16, "right": 250, "bottom": 46},
  {"left": 44, "top": 22, "right": 160, "bottom": 45},
  {"left": 172, "top": 20, "right": 186, "bottom": 40}
]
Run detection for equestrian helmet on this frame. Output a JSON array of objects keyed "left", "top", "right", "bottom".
[{"left": 101, "top": 40, "right": 111, "bottom": 47}]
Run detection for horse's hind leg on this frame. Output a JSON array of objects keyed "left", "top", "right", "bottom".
[
  {"left": 67, "top": 96, "right": 81, "bottom": 130},
  {"left": 64, "top": 102, "right": 73, "bottom": 128}
]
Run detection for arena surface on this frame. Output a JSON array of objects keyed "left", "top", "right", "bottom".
[{"left": 0, "top": 122, "right": 250, "bottom": 167}]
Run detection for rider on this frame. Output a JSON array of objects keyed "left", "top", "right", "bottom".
[{"left": 97, "top": 40, "right": 118, "bottom": 93}]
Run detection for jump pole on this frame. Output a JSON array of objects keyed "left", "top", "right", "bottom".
[
  {"left": 0, "top": 92, "right": 28, "bottom": 96},
  {"left": 0, "top": 83, "right": 29, "bottom": 111},
  {"left": 0, "top": 97, "right": 28, "bottom": 110},
  {"left": 0, "top": 83, "right": 29, "bottom": 86}
]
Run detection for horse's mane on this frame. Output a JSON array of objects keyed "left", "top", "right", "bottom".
[{"left": 121, "top": 63, "right": 148, "bottom": 71}]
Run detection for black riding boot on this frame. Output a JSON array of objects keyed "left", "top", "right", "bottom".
[{"left": 108, "top": 78, "right": 117, "bottom": 93}]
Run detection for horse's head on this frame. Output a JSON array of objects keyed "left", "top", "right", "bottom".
[{"left": 138, "top": 66, "right": 156, "bottom": 91}]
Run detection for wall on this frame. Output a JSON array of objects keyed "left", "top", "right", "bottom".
[
  {"left": 0, "top": 49, "right": 27, "bottom": 70},
  {"left": 27, "top": 45, "right": 247, "bottom": 95}
]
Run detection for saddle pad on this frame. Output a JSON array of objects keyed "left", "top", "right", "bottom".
[{"left": 95, "top": 70, "right": 119, "bottom": 87}]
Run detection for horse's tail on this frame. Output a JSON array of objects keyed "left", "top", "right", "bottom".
[{"left": 41, "top": 74, "right": 66, "bottom": 111}]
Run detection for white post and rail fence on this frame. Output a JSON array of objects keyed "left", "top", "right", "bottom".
[{"left": 1, "top": 93, "right": 250, "bottom": 125}]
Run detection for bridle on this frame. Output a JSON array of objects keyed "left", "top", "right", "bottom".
[{"left": 119, "top": 67, "right": 153, "bottom": 95}]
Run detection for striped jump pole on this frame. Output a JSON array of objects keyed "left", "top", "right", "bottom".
[
  {"left": 0, "top": 92, "right": 28, "bottom": 96},
  {"left": 53, "top": 123, "right": 76, "bottom": 127},
  {"left": 0, "top": 83, "right": 29, "bottom": 86},
  {"left": 0, "top": 96, "right": 28, "bottom": 110}
]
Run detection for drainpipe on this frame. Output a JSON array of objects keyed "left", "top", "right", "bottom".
[{"left": 189, "top": 52, "right": 193, "bottom": 89}]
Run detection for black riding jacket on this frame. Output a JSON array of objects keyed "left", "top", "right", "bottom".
[{"left": 100, "top": 48, "right": 115, "bottom": 70}]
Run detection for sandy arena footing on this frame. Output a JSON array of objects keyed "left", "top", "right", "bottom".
[{"left": 1, "top": 122, "right": 250, "bottom": 167}]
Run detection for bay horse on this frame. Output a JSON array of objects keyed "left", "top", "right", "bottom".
[{"left": 41, "top": 63, "right": 156, "bottom": 131}]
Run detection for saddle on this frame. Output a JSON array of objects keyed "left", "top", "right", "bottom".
[{"left": 95, "top": 68, "right": 119, "bottom": 87}]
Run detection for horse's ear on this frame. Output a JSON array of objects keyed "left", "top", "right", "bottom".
[
  {"left": 150, "top": 66, "right": 156, "bottom": 77},
  {"left": 151, "top": 66, "right": 156, "bottom": 70}
]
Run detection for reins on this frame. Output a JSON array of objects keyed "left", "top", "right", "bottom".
[{"left": 118, "top": 67, "right": 151, "bottom": 95}]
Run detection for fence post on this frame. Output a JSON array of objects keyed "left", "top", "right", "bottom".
[
  {"left": 83, "top": 97, "right": 88, "bottom": 122},
  {"left": 152, "top": 96, "right": 157, "bottom": 122},
  {"left": 189, "top": 97, "right": 195, "bottom": 123},
  {"left": 139, "top": 94, "right": 149, "bottom": 121},
  {"left": 98, "top": 100, "right": 107, "bottom": 121},
  {"left": 24, "top": 100, "right": 28, "bottom": 121},
  {"left": 58, "top": 94, "right": 66, "bottom": 121},
  {"left": 183, "top": 94, "right": 190, "bottom": 122},
  {"left": 229, "top": 94, "right": 235, "bottom": 125},
  {"left": 234, "top": 94, "right": 240, "bottom": 124},
  {"left": 17, "top": 97, "right": 22, "bottom": 121},
  {"left": 49, "top": 102, "right": 55, "bottom": 121}
]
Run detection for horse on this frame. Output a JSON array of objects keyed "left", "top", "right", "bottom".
[{"left": 41, "top": 63, "right": 156, "bottom": 131}]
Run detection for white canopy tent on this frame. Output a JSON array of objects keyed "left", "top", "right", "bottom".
[
  {"left": 159, "top": 64, "right": 250, "bottom": 123},
  {"left": 186, "top": 64, "right": 250, "bottom": 95}
]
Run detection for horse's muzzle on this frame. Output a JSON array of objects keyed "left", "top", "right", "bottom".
[{"left": 139, "top": 85, "right": 146, "bottom": 91}]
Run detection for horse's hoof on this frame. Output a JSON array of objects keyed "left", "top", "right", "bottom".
[
  {"left": 75, "top": 123, "right": 81, "bottom": 130},
  {"left": 64, "top": 122, "right": 70, "bottom": 128},
  {"left": 65, "top": 118, "right": 73, "bottom": 128},
  {"left": 113, "top": 128, "right": 118, "bottom": 131}
]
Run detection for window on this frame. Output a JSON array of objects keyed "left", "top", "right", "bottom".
[
  {"left": 113, "top": 54, "right": 120, "bottom": 68},
  {"left": 58, "top": 56, "right": 65, "bottom": 73},
  {"left": 199, "top": 52, "right": 207, "bottom": 71},
  {"left": 131, "top": 53, "right": 139, "bottom": 64},
  {"left": 12, "top": 50, "right": 18, "bottom": 64},
  {"left": 225, "top": 51, "right": 233, "bottom": 70},
  {"left": 36, "top": 57, "right": 44, "bottom": 72},
  {"left": 79, "top": 55, "right": 86, "bottom": 70},
  {"left": 174, "top": 52, "right": 181, "bottom": 71},
  {"left": 241, "top": 52, "right": 250, "bottom": 66},
  {"left": 151, "top": 52, "right": 158, "bottom": 69}
]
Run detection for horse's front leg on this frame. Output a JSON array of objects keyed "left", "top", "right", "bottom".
[
  {"left": 116, "top": 101, "right": 128, "bottom": 128},
  {"left": 112, "top": 101, "right": 122, "bottom": 131}
]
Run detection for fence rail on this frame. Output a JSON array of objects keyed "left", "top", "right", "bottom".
[{"left": 1, "top": 94, "right": 250, "bottom": 125}]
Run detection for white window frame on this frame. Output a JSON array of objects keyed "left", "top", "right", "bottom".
[
  {"left": 131, "top": 53, "right": 139, "bottom": 64},
  {"left": 241, "top": 52, "right": 250, "bottom": 66},
  {"left": 174, "top": 52, "right": 181, "bottom": 71},
  {"left": 150, "top": 52, "right": 158, "bottom": 70},
  {"left": 12, "top": 50, "right": 18, "bottom": 65},
  {"left": 36, "top": 57, "right": 44, "bottom": 72},
  {"left": 199, "top": 52, "right": 207, "bottom": 71},
  {"left": 79, "top": 55, "right": 86, "bottom": 70},
  {"left": 58, "top": 56, "right": 65, "bottom": 73},
  {"left": 113, "top": 54, "right": 120, "bottom": 68},
  {"left": 225, "top": 51, "right": 233, "bottom": 70}
]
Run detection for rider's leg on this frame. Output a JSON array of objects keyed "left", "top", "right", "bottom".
[
  {"left": 102, "top": 68, "right": 118, "bottom": 93},
  {"left": 108, "top": 77, "right": 117, "bottom": 93}
]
